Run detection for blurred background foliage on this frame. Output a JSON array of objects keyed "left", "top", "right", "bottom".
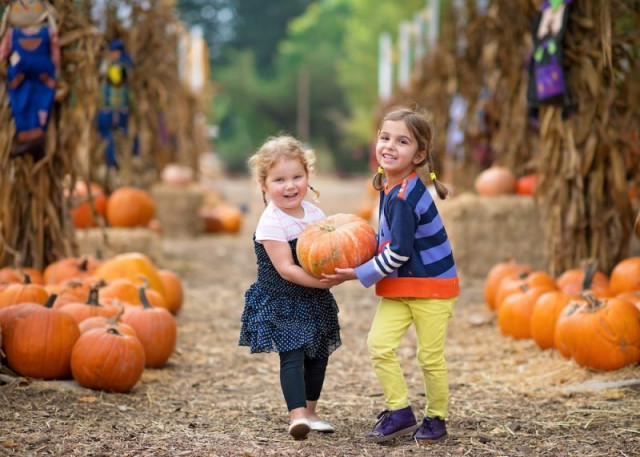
[{"left": 176, "top": 0, "right": 430, "bottom": 174}]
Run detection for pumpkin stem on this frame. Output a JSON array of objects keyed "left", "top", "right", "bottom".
[
  {"left": 581, "top": 259, "right": 598, "bottom": 290},
  {"left": 106, "top": 306, "right": 125, "bottom": 325},
  {"left": 44, "top": 294, "right": 57, "bottom": 308},
  {"left": 78, "top": 257, "right": 90, "bottom": 272},
  {"left": 22, "top": 273, "right": 31, "bottom": 284},
  {"left": 581, "top": 290, "right": 602, "bottom": 312},
  {"left": 106, "top": 327, "right": 123, "bottom": 337},
  {"left": 85, "top": 285, "right": 102, "bottom": 307},
  {"left": 138, "top": 286, "right": 153, "bottom": 309}
]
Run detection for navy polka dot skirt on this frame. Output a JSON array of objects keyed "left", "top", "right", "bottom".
[{"left": 239, "top": 239, "right": 341, "bottom": 359}]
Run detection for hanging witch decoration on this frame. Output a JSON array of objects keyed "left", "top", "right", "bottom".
[
  {"left": 527, "top": 0, "right": 573, "bottom": 117},
  {"left": 97, "top": 39, "right": 133, "bottom": 170},
  {"left": 0, "top": 0, "right": 60, "bottom": 160}
]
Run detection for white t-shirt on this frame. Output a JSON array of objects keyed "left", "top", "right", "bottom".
[{"left": 255, "top": 201, "right": 326, "bottom": 242}]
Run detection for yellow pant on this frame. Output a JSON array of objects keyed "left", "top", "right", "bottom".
[{"left": 367, "top": 296, "right": 456, "bottom": 418}]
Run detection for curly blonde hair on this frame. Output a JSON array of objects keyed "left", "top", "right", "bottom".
[{"left": 247, "top": 135, "right": 320, "bottom": 205}]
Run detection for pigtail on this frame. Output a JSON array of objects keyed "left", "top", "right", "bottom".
[
  {"left": 426, "top": 153, "right": 451, "bottom": 200},
  {"left": 372, "top": 166, "right": 385, "bottom": 191},
  {"left": 308, "top": 184, "right": 320, "bottom": 201}
]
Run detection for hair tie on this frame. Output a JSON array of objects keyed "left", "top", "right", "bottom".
[
  {"left": 378, "top": 167, "right": 384, "bottom": 174},
  {"left": 430, "top": 172, "right": 436, "bottom": 181}
]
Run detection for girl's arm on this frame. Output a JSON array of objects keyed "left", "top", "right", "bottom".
[{"left": 263, "top": 240, "right": 343, "bottom": 289}]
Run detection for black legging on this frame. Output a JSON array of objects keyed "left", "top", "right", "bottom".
[{"left": 279, "top": 349, "right": 328, "bottom": 411}]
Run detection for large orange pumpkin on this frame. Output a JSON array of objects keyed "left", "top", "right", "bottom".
[
  {"left": 71, "top": 327, "right": 145, "bottom": 393},
  {"left": 0, "top": 274, "right": 49, "bottom": 309},
  {"left": 120, "top": 287, "right": 177, "bottom": 368},
  {"left": 296, "top": 214, "right": 377, "bottom": 278},
  {"left": 106, "top": 187, "right": 155, "bottom": 228},
  {"left": 3, "top": 296, "right": 80, "bottom": 379},
  {"left": 200, "top": 202, "right": 243, "bottom": 234}
]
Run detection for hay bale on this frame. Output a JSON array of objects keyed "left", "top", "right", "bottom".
[
  {"left": 75, "top": 227, "right": 163, "bottom": 265},
  {"left": 438, "top": 193, "right": 546, "bottom": 281},
  {"left": 150, "top": 183, "right": 205, "bottom": 238}
]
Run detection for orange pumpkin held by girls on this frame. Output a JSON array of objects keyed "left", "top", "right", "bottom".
[{"left": 296, "top": 213, "right": 377, "bottom": 278}]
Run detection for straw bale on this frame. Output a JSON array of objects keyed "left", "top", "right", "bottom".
[
  {"left": 75, "top": 227, "right": 163, "bottom": 265},
  {"left": 150, "top": 183, "right": 205, "bottom": 238},
  {"left": 438, "top": 193, "right": 546, "bottom": 281}
]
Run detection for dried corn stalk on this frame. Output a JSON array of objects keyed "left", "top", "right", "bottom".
[
  {"left": 0, "top": 0, "right": 101, "bottom": 270},
  {"left": 536, "top": 0, "right": 640, "bottom": 275}
]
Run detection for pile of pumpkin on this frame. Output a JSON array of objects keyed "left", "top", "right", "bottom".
[
  {"left": 67, "top": 182, "right": 159, "bottom": 231},
  {"left": 484, "top": 257, "right": 640, "bottom": 371},
  {"left": 0, "top": 252, "right": 183, "bottom": 393}
]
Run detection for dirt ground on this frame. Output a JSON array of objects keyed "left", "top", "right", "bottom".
[{"left": 1, "top": 176, "right": 639, "bottom": 457}]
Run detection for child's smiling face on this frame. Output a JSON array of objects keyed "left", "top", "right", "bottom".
[
  {"left": 376, "top": 120, "right": 426, "bottom": 185},
  {"left": 262, "top": 158, "right": 309, "bottom": 218}
]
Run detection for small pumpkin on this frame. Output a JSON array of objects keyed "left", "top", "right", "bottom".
[
  {"left": 99, "top": 278, "right": 167, "bottom": 309},
  {"left": 484, "top": 261, "right": 532, "bottom": 310},
  {"left": 497, "top": 284, "right": 555, "bottom": 339},
  {"left": 120, "top": 287, "right": 177, "bottom": 368},
  {"left": 106, "top": 187, "right": 155, "bottom": 228},
  {"left": 59, "top": 286, "right": 119, "bottom": 324},
  {"left": 0, "top": 274, "right": 49, "bottom": 309},
  {"left": 67, "top": 181, "right": 108, "bottom": 229},
  {"left": 200, "top": 201, "right": 243, "bottom": 234},
  {"left": 157, "top": 269, "right": 184, "bottom": 314},
  {"left": 296, "top": 213, "right": 377, "bottom": 278},
  {"left": 515, "top": 174, "right": 537, "bottom": 196},
  {"left": 43, "top": 256, "right": 101, "bottom": 285},
  {"left": 474, "top": 166, "right": 516, "bottom": 196},
  {"left": 71, "top": 327, "right": 145, "bottom": 393},
  {"left": 608, "top": 257, "right": 640, "bottom": 295},
  {"left": 529, "top": 290, "right": 572, "bottom": 350},
  {"left": 78, "top": 306, "right": 137, "bottom": 337}
]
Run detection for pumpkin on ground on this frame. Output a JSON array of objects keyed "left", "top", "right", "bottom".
[
  {"left": 71, "top": 327, "right": 145, "bottom": 393},
  {"left": 92, "top": 252, "right": 166, "bottom": 301},
  {"left": 555, "top": 261, "right": 610, "bottom": 297},
  {"left": 99, "top": 278, "right": 167, "bottom": 309},
  {"left": 157, "top": 269, "right": 184, "bottom": 314},
  {"left": 555, "top": 293, "right": 640, "bottom": 371},
  {"left": 59, "top": 286, "right": 119, "bottom": 324},
  {"left": 120, "top": 287, "right": 177, "bottom": 368},
  {"left": 43, "top": 256, "right": 101, "bottom": 285},
  {"left": 3, "top": 295, "right": 80, "bottom": 379},
  {"left": 106, "top": 187, "right": 155, "bottom": 228},
  {"left": 494, "top": 270, "right": 557, "bottom": 311},
  {"left": 0, "top": 274, "right": 49, "bottom": 309},
  {"left": 483, "top": 261, "right": 532, "bottom": 310},
  {"left": 296, "top": 213, "right": 377, "bottom": 278},
  {"left": 497, "top": 284, "right": 556, "bottom": 339},
  {"left": 608, "top": 257, "right": 640, "bottom": 295},
  {"left": 78, "top": 306, "right": 137, "bottom": 337},
  {"left": 529, "top": 290, "right": 572, "bottom": 350}
]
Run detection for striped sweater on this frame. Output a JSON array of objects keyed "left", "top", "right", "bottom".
[{"left": 354, "top": 171, "right": 460, "bottom": 298}]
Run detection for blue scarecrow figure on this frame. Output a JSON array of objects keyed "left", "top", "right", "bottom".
[
  {"left": 0, "top": 0, "right": 60, "bottom": 161},
  {"left": 97, "top": 39, "right": 134, "bottom": 169}
]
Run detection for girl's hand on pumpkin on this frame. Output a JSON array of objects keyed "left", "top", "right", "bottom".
[{"left": 321, "top": 268, "right": 357, "bottom": 283}]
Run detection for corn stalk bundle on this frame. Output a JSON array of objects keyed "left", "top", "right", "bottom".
[
  {"left": 99, "top": 1, "right": 208, "bottom": 189},
  {"left": 536, "top": 0, "right": 640, "bottom": 275},
  {"left": 0, "top": 0, "right": 101, "bottom": 270}
]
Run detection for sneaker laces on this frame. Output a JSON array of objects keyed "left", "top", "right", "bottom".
[{"left": 374, "top": 410, "right": 392, "bottom": 427}]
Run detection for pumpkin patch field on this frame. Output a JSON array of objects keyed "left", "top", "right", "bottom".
[{"left": 0, "top": 177, "right": 638, "bottom": 457}]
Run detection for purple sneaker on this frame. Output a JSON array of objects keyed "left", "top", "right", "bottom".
[
  {"left": 413, "top": 416, "right": 448, "bottom": 444},
  {"left": 365, "top": 406, "right": 418, "bottom": 443}
]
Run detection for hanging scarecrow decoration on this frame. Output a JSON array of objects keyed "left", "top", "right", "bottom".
[
  {"left": 0, "top": 0, "right": 60, "bottom": 161},
  {"left": 97, "top": 39, "right": 133, "bottom": 169},
  {"left": 527, "top": 0, "right": 573, "bottom": 114}
]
